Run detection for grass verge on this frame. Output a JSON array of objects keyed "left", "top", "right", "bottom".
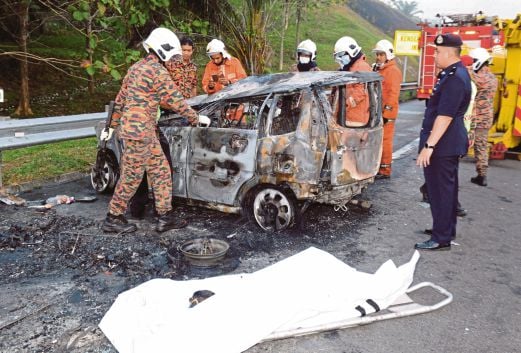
[{"left": 1, "top": 138, "right": 97, "bottom": 186}]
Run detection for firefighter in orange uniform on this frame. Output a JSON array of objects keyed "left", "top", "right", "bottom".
[
  {"left": 202, "top": 39, "right": 247, "bottom": 94},
  {"left": 372, "top": 39, "right": 402, "bottom": 178},
  {"left": 333, "top": 36, "right": 372, "bottom": 126}
]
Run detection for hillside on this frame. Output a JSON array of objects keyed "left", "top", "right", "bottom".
[
  {"left": 271, "top": 5, "right": 392, "bottom": 72},
  {"left": 347, "top": 0, "right": 418, "bottom": 35}
]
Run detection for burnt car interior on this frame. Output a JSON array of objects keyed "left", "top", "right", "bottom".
[
  {"left": 269, "top": 92, "right": 303, "bottom": 136},
  {"left": 329, "top": 81, "right": 381, "bottom": 128}
]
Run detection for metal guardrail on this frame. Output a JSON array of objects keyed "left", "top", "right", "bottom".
[
  {"left": 0, "top": 112, "right": 105, "bottom": 187},
  {"left": 400, "top": 82, "right": 418, "bottom": 91}
]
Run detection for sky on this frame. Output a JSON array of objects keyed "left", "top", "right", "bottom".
[{"left": 412, "top": 0, "right": 520, "bottom": 20}]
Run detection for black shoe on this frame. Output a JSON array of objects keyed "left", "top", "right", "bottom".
[
  {"left": 102, "top": 213, "right": 137, "bottom": 233},
  {"left": 156, "top": 211, "right": 188, "bottom": 232},
  {"left": 419, "top": 183, "right": 429, "bottom": 203},
  {"left": 415, "top": 239, "right": 451, "bottom": 251},
  {"left": 375, "top": 173, "right": 390, "bottom": 180},
  {"left": 424, "top": 229, "right": 456, "bottom": 240},
  {"left": 456, "top": 207, "right": 467, "bottom": 217},
  {"left": 471, "top": 175, "right": 487, "bottom": 186}
]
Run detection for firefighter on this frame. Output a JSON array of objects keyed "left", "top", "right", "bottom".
[
  {"left": 202, "top": 39, "right": 247, "bottom": 94},
  {"left": 468, "top": 47, "right": 498, "bottom": 187},
  {"left": 333, "top": 36, "right": 372, "bottom": 126},
  {"left": 127, "top": 37, "right": 199, "bottom": 219},
  {"left": 290, "top": 39, "right": 320, "bottom": 72},
  {"left": 372, "top": 39, "right": 402, "bottom": 179},
  {"left": 165, "top": 37, "right": 198, "bottom": 99},
  {"left": 415, "top": 34, "right": 471, "bottom": 251},
  {"left": 100, "top": 28, "right": 209, "bottom": 234}
]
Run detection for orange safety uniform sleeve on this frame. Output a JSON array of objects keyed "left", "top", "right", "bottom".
[
  {"left": 345, "top": 58, "right": 372, "bottom": 125},
  {"left": 202, "top": 57, "right": 247, "bottom": 94}
]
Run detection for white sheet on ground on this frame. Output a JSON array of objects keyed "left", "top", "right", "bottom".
[{"left": 99, "top": 247, "right": 420, "bottom": 353}]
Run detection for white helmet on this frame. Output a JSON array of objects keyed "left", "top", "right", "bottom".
[
  {"left": 469, "top": 47, "right": 492, "bottom": 72},
  {"left": 372, "top": 39, "right": 395, "bottom": 60},
  {"left": 297, "top": 39, "right": 317, "bottom": 60},
  {"left": 143, "top": 28, "right": 181, "bottom": 62},
  {"left": 206, "top": 39, "right": 226, "bottom": 56},
  {"left": 334, "top": 36, "right": 361, "bottom": 58}
]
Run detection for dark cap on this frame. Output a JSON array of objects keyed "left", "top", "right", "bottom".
[{"left": 435, "top": 33, "right": 463, "bottom": 47}]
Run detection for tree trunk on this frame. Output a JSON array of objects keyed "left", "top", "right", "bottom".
[
  {"left": 14, "top": 0, "right": 33, "bottom": 117},
  {"left": 278, "top": 0, "right": 290, "bottom": 70},
  {"left": 295, "top": 0, "right": 306, "bottom": 53},
  {"left": 86, "top": 2, "right": 95, "bottom": 95}
]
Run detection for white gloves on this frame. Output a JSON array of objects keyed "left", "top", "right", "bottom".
[
  {"left": 198, "top": 115, "right": 211, "bottom": 127},
  {"left": 100, "top": 128, "right": 114, "bottom": 141},
  {"left": 348, "top": 96, "right": 357, "bottom": 108}
]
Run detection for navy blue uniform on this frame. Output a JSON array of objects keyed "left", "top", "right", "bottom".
[{"left": 419, "top": 61, "right": 471, "bottom": 244}]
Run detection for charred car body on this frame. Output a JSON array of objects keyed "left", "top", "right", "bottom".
[{"left": 92, "top": 71, "right": 383, "bottom": 231}]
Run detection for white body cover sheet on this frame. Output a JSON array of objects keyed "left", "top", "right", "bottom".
[{"left": 99, "top": 247, "right": 420, "bottom": 353}]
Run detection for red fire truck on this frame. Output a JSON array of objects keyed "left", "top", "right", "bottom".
[{"left": 416, "top": 13, "right": 504, "bottom": 100}]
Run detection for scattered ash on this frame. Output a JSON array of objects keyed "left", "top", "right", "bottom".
[{"left": 0, "top": 198, "right": 371, "bottom": 352}]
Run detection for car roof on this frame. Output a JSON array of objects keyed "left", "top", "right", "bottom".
[{"left": 188, "top": 71, "right": 382, "bottom": 106}]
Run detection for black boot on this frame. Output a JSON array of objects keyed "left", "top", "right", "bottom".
[
  {"left": 156, "top": 211, "right": 188, "bottom": 232},
  {"left": 419, "top": 183, "right": 429, "bottom": 203},
  {"left": 471, "top": 175, "right": 487, "bottom": 186},
  {"left": 102, "top": 213, "right": 137, "bottom": 233}
]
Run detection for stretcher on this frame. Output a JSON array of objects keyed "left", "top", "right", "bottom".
[{"left": 263, "top": 281, "right": 453, "bottom": 341}]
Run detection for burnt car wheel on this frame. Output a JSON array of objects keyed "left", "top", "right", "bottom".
[
  {"left": 90, "top": 154, "right": 119, "bottom": 194},
  {"left": 250, "top": 187, "right": 296, "bottom": 232}
]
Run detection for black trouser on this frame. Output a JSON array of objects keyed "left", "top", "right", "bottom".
[
  {"left": 128, "top": 129, "right": 173, "bottom": 217},
  {"left": 424, "top": 156, "right": 459, "bottom": 244}
]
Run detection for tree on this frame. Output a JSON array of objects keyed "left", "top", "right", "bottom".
[
  {"left": 0, "top": 0, "right": 34, "bottom": 116},
  {"left": 184, "top": 0, "right": 276, "bottom": 74},
  {"left": 390, "top": 0, "right": 423, "bottom": 17},
  {"left": 279, "top": 0, "right": 291, "bottom": 70}
]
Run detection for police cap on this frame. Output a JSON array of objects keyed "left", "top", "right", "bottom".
[{"left": 435, "top": 33, "right": 463, "bottom": 47}]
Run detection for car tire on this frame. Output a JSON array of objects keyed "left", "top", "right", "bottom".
[
  {"left": 90, "top": 153, "right": 119, "bottom": 194},
  {"left": 246, "top": 186, "right": 297, "bottom": 232}
]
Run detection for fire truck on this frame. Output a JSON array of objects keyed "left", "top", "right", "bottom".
[
  {"left": 416, "top": 13, "right": 503, "bottom": 100},
  {"left": 416, "top": 13, "right": 521, "bottom": 159}
]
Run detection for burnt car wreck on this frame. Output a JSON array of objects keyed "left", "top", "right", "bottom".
[{"left": 92, "top": 71, "right": 383, "bottom": 231}]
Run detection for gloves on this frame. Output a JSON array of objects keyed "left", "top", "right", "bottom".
[
  {"left": 348, "top": 96, "right": 357, "bottom": 108},
  {"left": 100, "top": 128, "right": 114, "bottom": 141},
  {"left": 198, "top": 115, "right": 211, "bottom": 127}
]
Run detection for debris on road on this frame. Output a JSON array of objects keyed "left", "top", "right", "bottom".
[
  {"left": 45, "top": 195, "right": 75, "bottom": 206},
  {"left": 0, "top": 187, "right": 26, "bottom": 206}
]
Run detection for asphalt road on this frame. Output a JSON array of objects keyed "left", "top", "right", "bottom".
[{"left": 2, "top": 99, "right": 520, "bottom": 353}]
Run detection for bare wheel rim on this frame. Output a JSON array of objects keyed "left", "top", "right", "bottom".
[
  {"left": 91, "top": 161, "right": 114, "bottom": 192},
  {"left": 252, "top": 188, "right": 293, "bottom": 231}
]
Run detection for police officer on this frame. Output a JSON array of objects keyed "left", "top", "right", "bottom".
[
  {"left": 100, "top": 28, "right": 208, "bottom": 234},
  {"left": 415, "top": 33, "right": 471, "bottom": 251}
]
